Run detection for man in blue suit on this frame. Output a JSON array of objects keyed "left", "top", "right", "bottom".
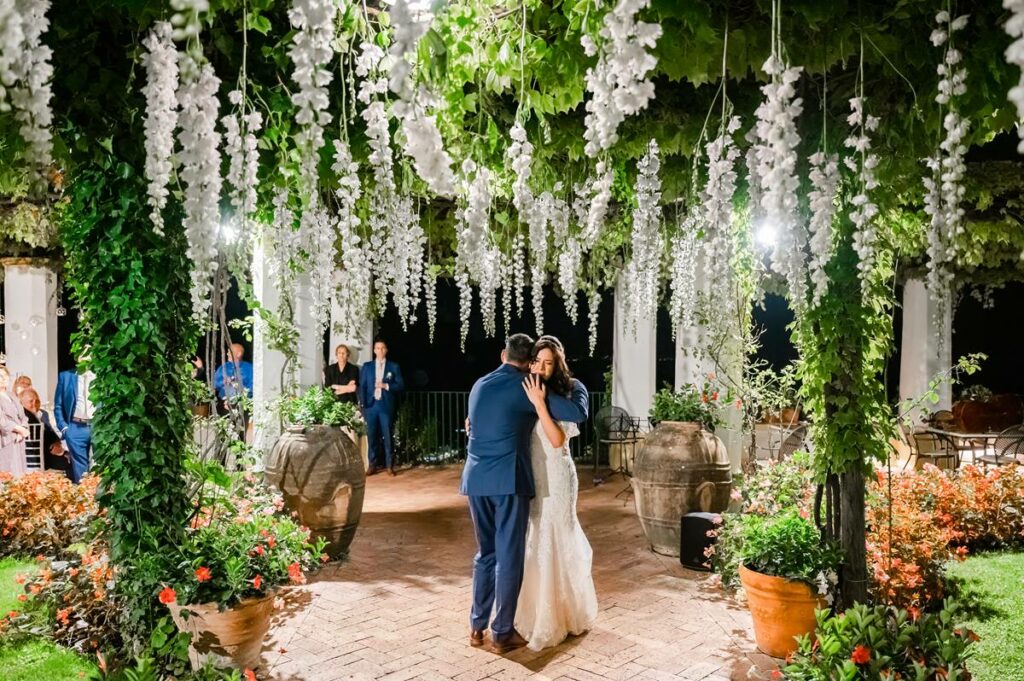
[
  {"left": 359, "top": 339, "right": 405, "bottom": 476},
  {"left": 460, "top": 333, "right": 588, "bottom": 654},
  {"left": 54, "top": 365, "right": 95, "bottom": 484}
]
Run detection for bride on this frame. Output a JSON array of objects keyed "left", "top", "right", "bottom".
[{"left": 517, "top": 336, "right": 598, "bottom": 651}]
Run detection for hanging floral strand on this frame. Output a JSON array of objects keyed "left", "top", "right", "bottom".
[
  {"left": 844, "top": 92, "right": 880, "bottom": 296},
  {"left": 668, "top": 209, "right": 698, "bottom": 337},
  {"left": 623, "top": 139, "right": 663, "bottom": 336},
  {"left": 0, "top": 2, "right": 24, "bottom": 112},
  {"left": 507, "top": 121, "right": 549, "bottom": 334},
  {"left": 582, "top": 0, "right": 662, "bottom": 156},
  {"left": 221, "top": 90, "right": 262, "bottom": 262},
  {"left": 1005, "top": 0, "right": 1024, "bottom": 153},
  {"left": 8, "top": 0, "right": 54, "bottom": 181},
  {"left": 141, "top": 21, "right": 179, "bottom": 235},
  {"left": 331, "top": 140, "right": 372, "bottom": 340},
  {"left": 701, "top": 114, "right": 742, "bottom": 306},
  {"left": 806, "top": 150, "right": 840, "bottom": 305}
]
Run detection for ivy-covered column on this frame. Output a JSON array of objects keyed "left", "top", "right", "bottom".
[
  {"left": 61, "top": 166, "right": 197, "bottom": 636},
  {"left": 899, "top": 277, "right": 952, "bottom": 419}
]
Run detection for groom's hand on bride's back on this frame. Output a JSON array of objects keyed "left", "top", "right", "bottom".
[{"left": 544, "top": 378, "right": 589, "bottom": 424}]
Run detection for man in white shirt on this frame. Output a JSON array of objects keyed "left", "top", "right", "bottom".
[
  {"left": 358, "top": 339, "right": 405, "bottom": 476},
  {"left": 54, "top": 365, "right": 95, "bottom": 483}
]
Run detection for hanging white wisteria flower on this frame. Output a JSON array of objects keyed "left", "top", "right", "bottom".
[
  {"left": 357, "top": 41, "right": 396, "bottom": 197},
  {"left": 221, "top": 89, "right": 262, "bottom": 248},
  {"left": 478, "top": 250, "right": 500, "bottom": 337},
  {"left": 288, "top": 0, "right": 337, "bottom": 198},
  {"left": 331, "top": 139, "right": 372, "bottom": 341},
  {"left": 844, "top": 96, "right": 880, "bottom": 294},
  {"left": 387, "top": 195, "right": 426, "bottom": 329},
  {"left": 268, "top": 188, "right": 303, "bottom": 339},
  {"left": 400, "top": 90, "right": 457, "bottom": 196},
  {"left": 170, "top": 0, "right": 208, "bottom": 43},
  {"left": 668, "top": 211, "right": 698, "bottom": 338},
  {"left": 141, "top": 21, "right": 179, "bottom": 235},
  {"left": 579, "top": 161, "right": 614, "bottom": 249},
  {"left": 302, "top": 203, "right": 338, "bottom": 333},
  {"left": 176, "top": 56, "right": 223, "bottom": 318},
  {"left": 0, "top": 1, "right": 25, "bottom": 112},
  {"left": 511, "top": 233, "right": 526, "bottom": 320},
  {"left": 586, "top": 290, "right": 601, "bottom": 357},
  {"left": 557, "top": 237, "right": 583, "bottom": 324},
  {"left": 752, "top": 55, "right": 807, "bottom": 306},
  {"left": 454, "top": 159, "right": 499, "bottom": 343},
  {"left": 701, "top": 115, "right": 741, "bottom": 300},
  {"left": 582, "top": 0, "right": 662, "bottom": 156},
  {"left": 455, "top": 262, "right": 472, "bottom": 350},
  {"left": 8, "top": 0, "right": 54, "bottom": 179},
  {"left": 1004, "top": 0, "right": 1024, "bottom": 152},
  {"left": 806, "top": 150, "right": 840, "bottom": 305},
  {"left": 423, "top": 267, "right": 438, "bottom": 343},
  {"left": 386, "top": 0, "right": 435, "bottom": 101},
  {"left": 507, "top": 121, "right": 551, "bottom": 333},
  {"left": 924, "top": 11, "right": 970, "bottom": 307},
  {"left": 623, "top": 139, "right": 663, "bottom": 334}
]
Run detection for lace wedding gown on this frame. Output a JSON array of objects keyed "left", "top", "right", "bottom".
[{"left": 516, "top": 420, "right": 598, "bottom": 651}]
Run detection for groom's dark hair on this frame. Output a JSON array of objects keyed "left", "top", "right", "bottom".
[{"left": 505, "top": 333, "right": 535, "bottom": 364}]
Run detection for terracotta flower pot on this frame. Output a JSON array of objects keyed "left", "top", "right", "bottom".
[
  {"left": 739, "top": 564, "right": 823, "bottom": 658},
  {"left": 169, "top": 593, "right": 274, "bottom": 671}
]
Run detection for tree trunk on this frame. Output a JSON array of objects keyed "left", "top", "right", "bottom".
[{"left": 839, "top": 470, "right": 868, "bottom": 608}]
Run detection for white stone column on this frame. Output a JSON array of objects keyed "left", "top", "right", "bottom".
[
  {"left": 899, "top": 277, "right": 953, "bottom": 421},
  {"left": 611, "top": 277, "right": 656, "bottom": 422},
  {"left": 329, "top": 270, "right": 375, "bottom": 366},
  {"left": 2, "top": 259, "right": 59, "bottom": 408}
]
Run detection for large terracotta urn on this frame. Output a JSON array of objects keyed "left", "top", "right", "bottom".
[
  {"left": 170, "top": 594, "right": 274, "bottom": 670},
  {"left": 739, "top": 565, "right": 823, "bottom": 658},
  {"left": 264, "top": 425, "right": 366, "bottom": 559},
  {"left": 631, "top": 421, "right": 731, "bottom": 556}
]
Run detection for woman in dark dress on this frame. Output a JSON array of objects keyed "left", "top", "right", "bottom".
[{"left": 324, "top": 344, "right": 359, "bottom": 404}]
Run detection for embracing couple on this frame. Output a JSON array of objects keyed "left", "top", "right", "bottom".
[{"left": 460, "top": 333, "right": 598, "bottom": 654}]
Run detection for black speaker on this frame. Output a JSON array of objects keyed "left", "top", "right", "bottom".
[{"left": 679, "top": 511, "right": 718, "bottom": 571}]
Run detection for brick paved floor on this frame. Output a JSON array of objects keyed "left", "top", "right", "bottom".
[{"left": 262, "top": 466, "right": 778, "bottom": 681}]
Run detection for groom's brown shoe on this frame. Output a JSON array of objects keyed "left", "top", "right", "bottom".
[
  {"left": 469, "top": 629, "right": 486, "bottom": 648},
  {"left": 491, "top": 630, "right": 527, "bottom": 654}
]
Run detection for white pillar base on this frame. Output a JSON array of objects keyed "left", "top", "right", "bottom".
[
  {"left": 611, "top": 278, "right": 656, "bottom": 423},
  {"left": 2, "top": 259, "right": 59, "bottom": 409},
  {"left": 899, "top": 278, "right": 953, "bottom": 422}
]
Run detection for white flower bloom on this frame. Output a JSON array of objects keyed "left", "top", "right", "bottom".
[
  {"left": 0, "top": 1, "right": 25, "bottom": 112},
  {"left": 623, "top": 139, "right": 663, "bottom": 335},
  {"left": 702, "top": 115, "right": 741, "bottom": 307},
  {"left": 454, "top": 159, "right": 500, "bottom": 342},
  {"left": 141, "top": 21, "right": 179, "bottom": 235},
  {"left": 386, "top": 0, "right": 435, "bottom": 101},
  {"left": 423, "top": 267, "right": 438, "bottom": 343},
  {"left": 582, "top": 0, "right": 662, "bottom": 156},
  {"left": 176, "top": 56, "right": 223, "bottom": 318},
  {"left": 331, "top": 140, "right": 372, "bottom": 341},
  {"left": 668, "top": 211, "right": 698, "bottom": 336},
  {"left": 507, "top": 121, "right": 552, "bottom": 334},
  {"left": 400, "top": 91, "right": 457, "bottom": 196},
  {"left": 301, "top": 201, "right": 338, "bottom": 334},
  {"left": 170, "top": 0, "right": 209, "bottom": 43},
  {"left": 289, "top": 0, "right": 338, "bottom": 198},
  {"left": 806, "top": 151, "right": 840, "bottom": 305},
  {"left": 586, "top": 290, "right": 601, "bottom": 356},
  {"left": 8, "top": 0, "right": 54, "bottom": 179}
]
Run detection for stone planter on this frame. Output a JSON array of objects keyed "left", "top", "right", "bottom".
[
  {"left": 739, "top": 564, "right": 823, "bottom": 658},
  {"left": 264, "top": 425, "right": 366, "bottom": 559},
  {"left": 631, "top": 421, "right": 731, "bottom": 556},
  {"left": 169, "top": 594, "right": 274, "bottom": 671}
]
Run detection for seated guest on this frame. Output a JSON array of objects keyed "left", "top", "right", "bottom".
[
  {"left": 213, "top": 343, "right": 254, "bottom": 416},
  {"left": 324, "top": 344, "right": 359, "bottom": 404},
  {"left": 20, "top": 387, "right": 70, "bottom": 475},
  {"left": 0, "top": 366, "right": 30, "bottom": 477},
  {"left": 13, "top": 375, "right": 32, "bottom": 397}
]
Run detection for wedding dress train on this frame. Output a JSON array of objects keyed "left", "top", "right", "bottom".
[{"left": 516, "top": 420, "right": 598, "bottom": 651}]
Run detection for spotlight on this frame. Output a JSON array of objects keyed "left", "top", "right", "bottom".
[{"left": 754, "top": 219, "right": 778, "bottom": 247}]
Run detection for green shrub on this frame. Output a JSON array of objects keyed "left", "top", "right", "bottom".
[
  {"left": 649, "top": 375, "right": 731, "bottom": 431},
  {"left": 738, "top": 510, "right": 841, "bottom": 599},
  {"left": 280, "top": 386, "right": 363, "bottom": 430}
]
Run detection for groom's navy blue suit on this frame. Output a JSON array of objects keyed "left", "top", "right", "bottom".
[{"left": 460, "top": 363, "right": 588, "bottom": 638}]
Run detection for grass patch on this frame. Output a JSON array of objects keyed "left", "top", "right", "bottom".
[
  {"left": 0, "top": 557, "right": 96, "bottom": 681},
  {"left": 948, "top": 551, "right": 1024, "bottom": 681}
]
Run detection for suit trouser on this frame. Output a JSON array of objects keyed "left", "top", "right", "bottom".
[
  {"left": 468, "top": 494, "right": 530, "bottom": 637},
  {"left": 364, "top": 405, "right": 395, "bottom": 469},
  {"left": 65, "top": 422, "right": 92, "bottom": 484}
]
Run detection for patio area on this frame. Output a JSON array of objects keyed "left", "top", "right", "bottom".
[{"left": 262, "top": 467, "right": 775, "bottom": 681}]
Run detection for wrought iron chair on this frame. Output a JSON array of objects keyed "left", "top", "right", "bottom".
[
  {"left": 910, "top": 429, "right": 958, "bottom": 470},
  {"left": 593, "top": 406, "right": 642, "bottom": 487},
  {"left": 976, "top": 426, "right": 1024, "bottom": 468}
]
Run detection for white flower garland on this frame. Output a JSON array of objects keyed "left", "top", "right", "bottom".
[
  {"left": 388, "top": 195, "right": 426, "bottom": 330},
  {"left": 8, "top": 0, "right": 53, "bottom": 178},
  {"left": 302, "top": 202, "right": 337, "bottom": 333},
  {"left": 0, "top": 1, "right": 25, "bottom": 112},
  {"left": 511, "top": 233, "right": 526, "bottom": 320},
  {"left": 587, "top": 290, "right": 601, "bottom": 357},
  {"left": 424, "top": 267, "right": 438, "bottom": 343},
  {"left": 806, "top": 150, "right": 840, "bottom": 305},
  {"left": 387, "top": 0, "right": 433, "bottom": 101},
  {"left": 580, "top": 160, "right": 613, "bottom": 249},
  {"left": 400, "top": 90, "right": 457, "bottom": 196},
  {"left": 141, "top": 21, "right": 179, "bottom": 235},
  {"left": 357, "top": 42, "right": 396, "bottom": 197},
  {"left": 288, "top": 0, "right": 337, "bottom": 198},
  {"left": 752, "top": 55, "right": 806, "bottom": 306},
  {"left": 668, "top": 210, "right": 698, "bottom": 338},
  {"left": 176, "top": 56, "right": 223, "bottom": 318},
  {"left": 331, "top": 139, "right": 372, "bottom": 341},
  {"left": 582, "top": 0, "right": 662, "bottom": 156},
  {"left": 623, "top": 139, "right": 663, "bottom": 334},
  {"left": 1005, "top": 0, "right": 1024, "bottom": 152},
  {"left": 221, "top": 90, "right": 262, "bottom": 226},
  {"left": 170, "top": 0, "right": 208, "bottom": 43},
  {"left": 507, "top": 121, "right": 551, "bottom": 334},
  {"left": 924, "top": 11, "right": 969, "bottom": 307},
  {"left": 702, "top": 115, "right": 741, "bottom": 303},
  {"left": 844, "top": 96, "right": 880, "bottom": 295}
]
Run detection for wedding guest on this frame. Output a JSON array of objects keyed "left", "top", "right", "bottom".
[
  {"left": 54, "top": 362, "right": 95, "bottom": 483},
  {"left": 325, "top": 344, "right": 359, "bottom": 405},
  {"left": 0, "top": 366, "right": 30, "bottom": 477},
  {"left": 359, "top": 339, "right": 404, "bottom": 476},
  {"left": 13, "top": 375, "right": 32, "bottom": 397},
  {"left": 213, "top": 343, "right": 253, "bottom": 416},
  {"left": 20, "top": 387, "right": 69, "bottom": 476}
]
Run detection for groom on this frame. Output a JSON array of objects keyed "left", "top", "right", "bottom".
[{"left": 460, "top": 333, "right": 588, "bottom": 653}]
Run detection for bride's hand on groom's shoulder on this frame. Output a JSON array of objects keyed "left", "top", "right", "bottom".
[{"left": 523, "top": 374, "right": 547, "bottom": 409}]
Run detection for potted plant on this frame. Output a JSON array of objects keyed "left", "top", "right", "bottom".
[
  {"left": 264, "top": 386, "right": 367, "bottom": 559},
  {"left": 163, "top": 481, "right": 325, "bottom": 671},
  {"left": 631, "top": 376, "right": 733, "bottom": 557},
  {"left": 736, "top": 510, "right": 840, "bottom": 658}
]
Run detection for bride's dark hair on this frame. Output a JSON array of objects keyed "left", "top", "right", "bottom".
[{"left": 533, "top": 336, "right": 573, "bottom": 397}]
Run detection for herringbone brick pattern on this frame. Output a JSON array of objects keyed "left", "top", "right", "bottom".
[{"left": 262, "top": 467, "right": 778, "bottom": 681}]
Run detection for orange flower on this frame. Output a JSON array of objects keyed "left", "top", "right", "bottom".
[
  {"left": 851, "top": 645, "right": 871, "bottom": 665},
  {"left": 16, "top": 594, "right": 27, "bottom": 602},
  {"left": 770, "top": 671, "right": 783, "bottom": 680},
  {"left": 14, "top": 574, "right": 25, "bottom": 585},
  {"left": 711, "top": 391, "right": 719, "bottom": 401},
  {"left": 252, "top": 545, "right": 265, "bottom": 557},
  {"left": 158, "top": 586, "right": 177, "bottom": 605},
  {"left": 244, "top": 669, "right": 257, "bottom": 681},
  {"left": 56, "top": 608, "right": 71, "bottom": 626},
  {"left": 195, "top": 566, "right": 212, "bottom": 583},
  {"left": 287, "top": 562, "right": 306, "bottom": 585},
  {"left": 252, "top": 575, "right": 263, "bottom": 590},
  {"left": 320, "top": 553, "right": 330, "bottom": 563}
]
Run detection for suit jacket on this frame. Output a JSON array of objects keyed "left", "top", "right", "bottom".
[
  {"left": 459, "top": 364, "right": 589, "bottom": 498},
  {"left": 358, "top": 359, "right": 404, "bottom": 413},
  {"left": 25, "top": 408, "right": 69, "bottom": 471},
  {"left": 54, "top": 370, "right": 79, "bottom": 435}
]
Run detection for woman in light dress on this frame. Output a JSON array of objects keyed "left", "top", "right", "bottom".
[
  {"left": 517, "top": 336, "right": 598, "bottom": 651},
  {"left": 0, "top": 366, "right": 30, "bottom": 477}
]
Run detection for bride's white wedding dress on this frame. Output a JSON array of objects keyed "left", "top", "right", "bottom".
[{"left": 516, "top": 420, "right": 598, "bottom": 651}]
